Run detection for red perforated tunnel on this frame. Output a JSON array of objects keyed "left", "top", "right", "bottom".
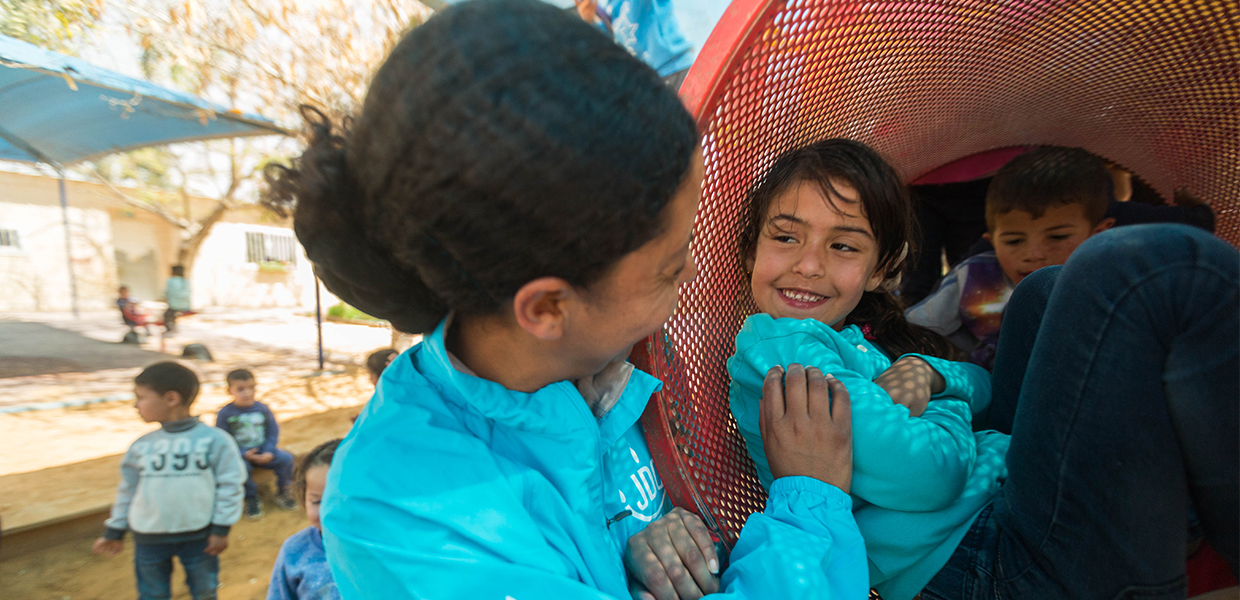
[{"left": 633, "top": 0, "right": 1238, "bottom": 551}]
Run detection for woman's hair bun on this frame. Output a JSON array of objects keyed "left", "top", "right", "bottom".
[
  {"left": 266, "top": 0, "right": 697, "bottom": 334},
  {"left": 264, "top": 107, "right": 448, "bottom": 333}
]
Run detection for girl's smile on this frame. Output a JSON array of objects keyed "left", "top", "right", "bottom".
[
  {"left": 749, "top": 179, "right": 885, "bottom": 328},
  {"left": 777, "top": 287, "right": 830, "bottom": 309}
]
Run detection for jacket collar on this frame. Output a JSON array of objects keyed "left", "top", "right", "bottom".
[
  {"left": 161, "top": 416, "right": 200, "bottom": 433},
  {"left": 416, "top": 317, "right": 662, "bottom": 447}
]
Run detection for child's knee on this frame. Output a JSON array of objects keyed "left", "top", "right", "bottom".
[{"left": 1075, "top": 223, "right": 1209, "bottom": 265}]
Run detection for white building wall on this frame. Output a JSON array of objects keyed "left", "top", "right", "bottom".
[
  {"left": 0, "top": 200, "right": 116, "bottom": 312},
  {"left": 0, "top": 171, "right": 334, "bottom": 313},
  {"left": 191, "top": 221, "right": 320, "bottom": 309}
]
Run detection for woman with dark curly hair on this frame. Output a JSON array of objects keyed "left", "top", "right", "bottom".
[{"left": 265, "top": 0, "right": 864, "bottom": 598}]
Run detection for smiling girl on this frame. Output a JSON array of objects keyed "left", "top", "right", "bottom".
[
  {"left": 728, "top": 139, "right": 1006, "bottom": 600},
  {"left": 727, "top": 138, "right": 1238, "bottom": 600}
]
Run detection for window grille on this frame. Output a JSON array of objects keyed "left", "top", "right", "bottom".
[
  {"left": 0, "top": 229, "right": 20, "bottom": 250},
  {"left": 245, "top": 231, "right": 298, "bottom": 264}
]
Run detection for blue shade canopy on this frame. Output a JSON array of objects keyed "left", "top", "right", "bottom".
[{"left": 0, "top": 34, "right": 287, "bottom": 166}]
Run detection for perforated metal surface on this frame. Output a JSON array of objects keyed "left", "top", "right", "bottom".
[{"left": 636, "top": 0, "right": 1238, "bottom": 549}]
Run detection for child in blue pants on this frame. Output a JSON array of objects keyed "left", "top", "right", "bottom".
[
  {"left": 215, "top": 369, "right": 296, "bottom": 518},
  {"left": 93, "top": 362, "right": 246, "bottom": 600}
]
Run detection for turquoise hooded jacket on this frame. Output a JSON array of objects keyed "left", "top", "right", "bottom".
[
  {"left": 728, "top": 314, "right": 1010, "bottom": 600},
  {"left": 321, "top": 318, "right": 869, "bottom": 599}
]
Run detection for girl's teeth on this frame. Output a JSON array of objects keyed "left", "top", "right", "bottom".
[{"left": 784, "top": 290, "right": 823, "bottom": 302}]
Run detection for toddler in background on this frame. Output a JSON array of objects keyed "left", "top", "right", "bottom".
[
  {"left": 93, "top": 361, "right": 246, "bottom": 600},
  {"left": 216, "top": 369, "right": 297, "bottom": 518},
  {"left": 267, "top": 439, "right": 343, "bottom": 600},
  {"left": 906, "top": 146, "right": 1114, "bottom": 369},
  {"left": 365, "top": 348, "right": 398, "bottom": 386}
]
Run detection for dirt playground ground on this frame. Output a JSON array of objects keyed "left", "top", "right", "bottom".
[
  {"left": 1, "top": 397, "right": 367, "bottom": 599},
  {"left": 0, "top": 310, "right": 395, "bottom": 599}
]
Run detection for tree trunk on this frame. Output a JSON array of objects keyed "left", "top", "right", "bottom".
[{"left": 175, "top": 201, "right": 231, "bottom": 277}]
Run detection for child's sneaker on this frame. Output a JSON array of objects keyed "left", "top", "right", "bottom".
[
  {"left": 245, "top": 496, "right": 264, "bottom": 519},
  {"left": 274, "top": 490, "right": 298, "bottom": 511}
]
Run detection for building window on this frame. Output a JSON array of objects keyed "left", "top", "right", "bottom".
[
  {"left": 245, "top": 231, "right": 298, "bottom": 264},
  {"left": 0, "top": 229, "right": 20, "bottom": 251}
]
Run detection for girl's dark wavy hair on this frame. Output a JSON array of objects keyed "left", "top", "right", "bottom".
[
  {"left": 264, "top": 0, "right": 697, "bottom": 334},
  {"left": 737, "top": 139, "right": 962, "bottom": 361},
  {"left": 293, "top": 438, "right": 341, "bottom": 503}
]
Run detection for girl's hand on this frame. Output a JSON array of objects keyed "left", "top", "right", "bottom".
[
  {"left": 760, "top": 365, "right": 853, "bottom": 493},
  {"left": 625, "top": 507, "right": 720, "bottom": 600},
  {"left": 92, "top": 537, "right": 123, "bottom": 556},
  {"left": 874, "top": 356, "right": 945, "bottom": 417}
]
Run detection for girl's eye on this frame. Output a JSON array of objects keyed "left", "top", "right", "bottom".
[
  {"left": 830, "top": 242, "right": 858, "bottom": 252},
  {"left": 1003, "top": 239, "right": 1024, "bottom": 247},
  {"left": 1049, "top": 235, "right": 1072, "bottom": 241},
  {"left": 772, "top": 234, "right": 797, "bottom": 244}
]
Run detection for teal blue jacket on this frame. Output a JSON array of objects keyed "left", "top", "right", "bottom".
[
  {"left": 728, "top": 314, "right": 1010, "bottom": 600},
  {"left": 321, "top": 318, "right": 869, "bottom": 599}
]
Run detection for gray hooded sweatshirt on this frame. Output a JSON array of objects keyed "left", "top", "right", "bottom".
[{"left": 103, "top": 416, "right": 246, "bottom": 544}]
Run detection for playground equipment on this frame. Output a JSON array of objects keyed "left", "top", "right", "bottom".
[{"left": 633, "top": 0, "right": 1238, "bottom": 551}]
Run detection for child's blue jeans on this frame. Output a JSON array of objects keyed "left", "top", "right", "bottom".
[
  {"left": 923, "top": 224, "right": 1238, "bottom": 600},
  {"left": 134, "top": 537, "right": 218, "bottom": 600},
  {"left": 244, "top": 447, "right": 296, "bottom": 498}
]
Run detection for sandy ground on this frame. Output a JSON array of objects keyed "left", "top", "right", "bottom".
[
  {"left": 0, "top": 365, "right": 373, "bottom": 478},
  {"left": 0, "top": 309, "right": 398, "bottom": 411},
  {"left": 0, "top": 403, "right": 363, "bottom": 600},
  {"left": 1, "top": 485, "right": 315, "bottom": 600},
  {"left": 0, "top": 309, "right": 394, "bottom": 599}
]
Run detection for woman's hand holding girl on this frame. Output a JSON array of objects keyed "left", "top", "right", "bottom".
[
  {"left": 625, "top": 507, "right": 720, "bottom": 600},
  {"left": 760, "top": 364, "right": 854, "bottom": 493},
  {"left": 874, "top": 356, "right": 946, "bottom": 417}
]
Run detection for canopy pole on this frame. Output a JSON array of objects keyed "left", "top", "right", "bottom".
[
  {"left": 56, "top": 167, "right": 80, "bottom": 318},
  {"left": 314, "top": 273, "right": 324, "bottom": 371}
]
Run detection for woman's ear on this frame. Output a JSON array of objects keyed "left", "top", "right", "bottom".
[{"left": 511, "top": 277, "right": 576, "bottom": 341}]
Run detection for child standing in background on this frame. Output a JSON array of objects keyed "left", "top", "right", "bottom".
[
  {"left": 93, "top": 361, "right": 246, "bottom": 600},
  {"left": 163, "top": 265, "right": 192, "bottom": 333},
  {"left": 216, "top": 369, "right": 297, "bottom": 518}
]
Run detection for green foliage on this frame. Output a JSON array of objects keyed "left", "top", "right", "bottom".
[
  {"left": 326, "top": 302, "right": 382, "bottom": 322},
  {"left": 0, "top": 0, "right": 102, "bottom": 54}
]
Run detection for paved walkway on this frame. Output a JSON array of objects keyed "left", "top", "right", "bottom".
[{"left": 0, "top": 308, "right": 402, "bottom": 410}]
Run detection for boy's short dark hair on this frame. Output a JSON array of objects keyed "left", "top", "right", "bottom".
[
  {"left": 985, "top": 147, "right": 1111, "bottom": 229},
  {"left": 226, "top": 369, "right": 255, "bottom": 385},
  {"left": 171, "top": 265, "right": 185, "bottom": 277},
  {"left": 366, "top": 349, "right": 399, "bottom": 378},
  {"left": 135, "top": 362, "right": 200, "bottom": 406}
]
